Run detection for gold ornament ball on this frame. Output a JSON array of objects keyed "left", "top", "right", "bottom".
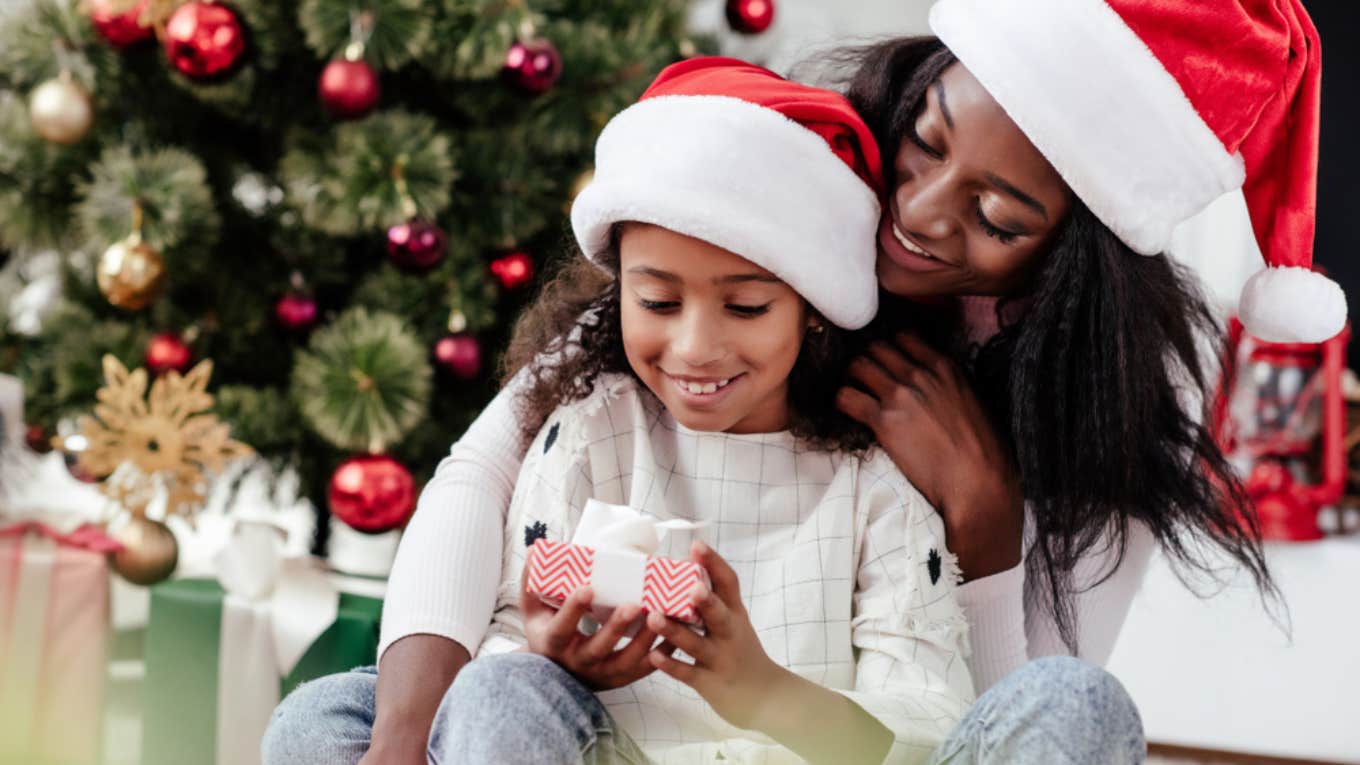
[
  {"left": 98, "top": 237, "right": 166, "bottom": 310},
  {"left": 563, "top": 168, "right": 593, "bottom": 214},
  {"left": 28, "top": 78, "right": 93, "bottom": 145},
  {"left": 108, "top": 516, "right": 179, "bottom": 585}
]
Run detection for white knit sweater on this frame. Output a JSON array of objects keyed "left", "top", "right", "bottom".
[{"left": 379, "top": 298, "right": 1157, "bottom": 694}]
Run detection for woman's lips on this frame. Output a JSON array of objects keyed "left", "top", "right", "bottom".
[{"left": 877, "top": 217, "right": 953, "bottom": 273}]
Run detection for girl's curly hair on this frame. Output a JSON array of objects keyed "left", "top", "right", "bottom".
[{"left": 501, "top": 224, "right": 874, "bottom": 453}]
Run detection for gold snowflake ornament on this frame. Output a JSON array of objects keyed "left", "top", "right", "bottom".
[{"left": 77, "top": 355, "right": 252, "bottom": 519}]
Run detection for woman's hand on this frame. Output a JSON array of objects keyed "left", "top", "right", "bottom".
[
  {"left": 520, "top": 563, "right": 668, "bottom": 691},
  {"left": 837, "top": 331, "right": 1025, "bottom": 581},
  {"left": 645, "top": 541, "right": 787, "bottom": 731}
]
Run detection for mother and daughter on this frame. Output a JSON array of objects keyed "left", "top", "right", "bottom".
[{"left": 265, "top": 0, "right": 1340, "bottom": 763}]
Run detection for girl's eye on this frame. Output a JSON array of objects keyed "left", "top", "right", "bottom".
[
  {"left": 908, "top": 123, "right": 943, "bottom": 160},
  {"left": 975, "top": 207, "right": 1020, "bottom": 245},
  {"left": 638, "top": 299, "right": 679, "bottom": 312},
  {"left": 726, "top": 303, "right": 771, "bottom": 317}
]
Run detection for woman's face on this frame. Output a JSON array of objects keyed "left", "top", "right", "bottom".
[
  {"left": 877, "top": 63, "right": 1073, "bottom": 298},
  {"left": 618, "top": 223, "right": 808, "bottom": 435}
]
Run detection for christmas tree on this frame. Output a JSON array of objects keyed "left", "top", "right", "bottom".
[{"left": 0, "top": 0, "right": 701, "bottom": 544}]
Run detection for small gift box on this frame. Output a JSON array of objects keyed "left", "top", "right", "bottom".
[
  {"left": 526, "top": 500, "right": 709, "bottom": 625},
  {"left": 142, "top": 519, "right": 385, "bottom": 765}
]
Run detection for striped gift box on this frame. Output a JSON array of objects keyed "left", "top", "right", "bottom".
[{"left": 526, "top": 538, "right": 707, "bottom": 625}]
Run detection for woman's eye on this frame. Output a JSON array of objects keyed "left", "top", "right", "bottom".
[
  {"left": 726, "top": 303, "right": 771, "bottom": 317},
  {"left": 638, "top": 299, "right": 679, "bottom": 312},
  {"left": 908, "top": 124, "right": 943, "bottom": 160},
  {"left": 975, "top": 207, "right": 1020, "bottom": 245}
]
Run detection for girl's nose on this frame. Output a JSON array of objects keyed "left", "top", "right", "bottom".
[{"left": 671, "top": 308, "right": 726, "bottom": 368}]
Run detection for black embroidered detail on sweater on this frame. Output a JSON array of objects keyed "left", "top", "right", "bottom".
[
  {"left": 544, "top": 422, "right": 560, "bottom": 453},
  {"left": 928, "top": 548, "right": 942, "bottom": 585},
  {"left": 524, "top": 521, "right": 548, "bottom": 547}
]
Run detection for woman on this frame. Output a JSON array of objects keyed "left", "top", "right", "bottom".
[{"left": 270, "top": 1, "right": 1342, "bottom": 763}]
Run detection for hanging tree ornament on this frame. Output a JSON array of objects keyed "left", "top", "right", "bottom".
[
  {"left": 275, "top": 274, "right": 318, "bottom": 333},
  {"left": 319, "top": 11, "right": 380, "bottom": 119},
  {"left": 385, "top": 161, "right": 447, "bottom": 273},
  {"left": 28, "top": 71, "right": 93, "bottom": 145},
  {"left": 163, "top": 1, "right": 246, "bottom": 81},
  {"left": 98, "top": 203, "right": 167, "bottom": 311},
  {"left": 489, "top": 249, "right": 535, "bottom": 291},
  {"left": 433, "top": 334, "right": 482, "bottom": 381},
  {"left": 87, "top": 0, "right": 155, "bottom": 49},
  {"left": 327, "top": 453, "right": 416, "bottom": 534},
  {"left": 77, "top": 355, "right": 251, "bottom": 584},
  {"left": 726, "top": 0, "right": 776, "bottom": 34},
  {"left": 503, "top": 30, "right": 563, "bottom": 96},
  {"left": 145, "top": 331, "right": 194, "bottom": 376}
]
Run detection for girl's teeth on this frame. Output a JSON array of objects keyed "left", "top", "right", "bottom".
[{"left": 681, "top": 378, "right": 730, "bottom": 394}]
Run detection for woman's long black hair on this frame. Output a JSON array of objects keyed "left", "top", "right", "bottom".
[{"left": 842, "top": 37, "right": 1280, "bottom": 649}]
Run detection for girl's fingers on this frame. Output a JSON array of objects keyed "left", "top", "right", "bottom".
[
  {"left": 649, "top": 647, "right": 700, "bottom": 687},
  {"left": 692, "top": 542, "right": 743, "bottom": 612},
  {"left": 646, "top": 611, "right": 709, "bottom": 664},
  {"left": 835, "top": 386, "right": 882, "bottom": 426},
  {"left": 611, "top": 621, "right": 659, "bottom": 668},
  {"left": 578, "top": 604, "right": 641, "bottom": 664},
  {"left": 846, "top": 355, "right": 898, "bottom": 400},
  {"left": 543, "top": 586, "right": 594, "bottom": 653},
  {"left": 690, "top": 585, "right": 733, "bottom": 638}
]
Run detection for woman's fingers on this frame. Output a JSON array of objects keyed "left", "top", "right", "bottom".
[
  {"left": 867, "top": 340, "right": 929, "bottom": 387},
  {"left": 846, "top": 354, "right": 899, "bottom": 399},
  {"left": 836, "top": 385, "right": 882, "bottom": 426},
  {"left": 896, "top": 331, "right": 953, "bottom": 382}
]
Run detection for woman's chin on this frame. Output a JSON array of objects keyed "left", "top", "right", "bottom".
[{"left": 875, "top": 257, "right": 955, "bottom": 300}]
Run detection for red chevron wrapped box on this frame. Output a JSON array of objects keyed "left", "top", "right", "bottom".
[{"left": 526, "top": 538, "right": 707, "bottom": 625}]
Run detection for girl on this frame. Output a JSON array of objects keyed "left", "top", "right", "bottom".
[
  {"left": 266, "top": 59, "right": 973, "bottom": 765},
  {"left": 370, "top": 1, "right": 1333, "bottom": 763}
]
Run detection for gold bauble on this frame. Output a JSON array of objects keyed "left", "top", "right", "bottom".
[
  {"left": 108, "top": 515, "right": 179, "bottom": 585},
  {"left": 28, "top": 77, "right": 94, "bottom": 145},
  {"left": 97, "top": 237, "right": 166, "bottom": 310},
  {"left": 563, "top": 167, "right": 593, "bottom": 214}
]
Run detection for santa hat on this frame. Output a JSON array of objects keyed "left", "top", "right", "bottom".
[
  {"left": 930, "top": 0, "right": 1346, "bottom": 344},
  {"left": 570, "top": 57, "right": 884, "bottom": 329}
]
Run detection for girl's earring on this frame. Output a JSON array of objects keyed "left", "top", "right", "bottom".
[{"left": 809, "top": 322, "right": 826, "bottom": 334}]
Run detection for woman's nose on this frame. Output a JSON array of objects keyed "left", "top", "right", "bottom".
[{"left": 894, "top": 168, "right": 960, "bottom": 241}]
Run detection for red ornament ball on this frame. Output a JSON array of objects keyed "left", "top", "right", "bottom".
[
  {"left": 725, "top": 0, "right": 776, "bottom": 34},
  {"left": 275, "top": 293, "right": 318, "bottom": 332},
  {"left": 319, "top": 58, "right": 380, "bottom": 119},
  {"left": 163, "top": 1, "right": 246, "bottom": 80},
  {"left": 327, "top": 454, "right": 416, "bottom": 533},
  {"left": 88, "top": 0, "right": 154, "bottom": 49},
  {"left": 145, "top": 332, "right": 193, "bottom": 376},
  {"left": 503, "top": 39, "right": 563, "bottom": 95},
  {"left": 433, "top": 334, "right": 482, "bottom": 381},
  {"left": 25, "top": 424, "right": 54, "bottom": 454},
  {"left": 490, "top": 250, "right": 535, "bottom": 291},
  {"left": 386, "top": 219, "right": 447, "bottom": 273}
]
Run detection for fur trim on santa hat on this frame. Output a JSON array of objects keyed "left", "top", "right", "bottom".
[{"left": 1239, "top": 266, "right": 1346, "bottom": 343}]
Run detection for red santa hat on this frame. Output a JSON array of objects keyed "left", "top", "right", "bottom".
[
  {"left": 930, "top": 0, "right": 1345, "bottom": 344},
  {"left": 570, "top": 57, "right": 884, "bottom": 329}
]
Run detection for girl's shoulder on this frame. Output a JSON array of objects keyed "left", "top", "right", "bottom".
[{"left": 526, "top": 372, "right": 651, "bottom": 457}]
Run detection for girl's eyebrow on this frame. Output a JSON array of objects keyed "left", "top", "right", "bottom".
[{"left": 626, "top": 266, "right": 780, "bottom": 285}]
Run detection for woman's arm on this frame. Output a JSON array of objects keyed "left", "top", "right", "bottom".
[{"left": 369, "top": 378, "right": 531, "bottom": 756}]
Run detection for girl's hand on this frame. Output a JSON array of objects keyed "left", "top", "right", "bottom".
[
  {"left": 520, "top": 563, "right": 669, "bottom": 691},
  {"left": 646, "top": 541, "right": 787, "bottom": 731},
  {"left": 837, "top": 331, "right": 1024, "bottom": 581}
]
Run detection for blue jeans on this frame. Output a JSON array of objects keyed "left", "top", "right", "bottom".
[{"left": 263, "top": 654, "right": 1144, "bottom": 764}]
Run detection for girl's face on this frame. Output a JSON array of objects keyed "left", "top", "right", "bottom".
[
  {"left": 877, "top": 63, "right": 1074, "bottom": 298},
  {"left": 619, "top": 224, "right": 808, "bottom": 434}
]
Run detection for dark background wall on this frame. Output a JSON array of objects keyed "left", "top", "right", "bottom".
[{"left": 1305, "top": 1, "right": 1359, "bottom": 364}]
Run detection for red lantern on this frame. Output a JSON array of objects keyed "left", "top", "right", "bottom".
[
  {"left": 163, "top": 2, "right": 246, "bottom": 80},
  {"left": 319, "top": 58, "right": 380, "bottom": 119},
  {"left": 145, "top": 332, "right": 194, "bottom": 376},
  {"left": 489, "top": 250, "right": 534, "bottom": 291},
  {"left": 88, "top": 0, "right": 154, "bottom": 49},
  {"left": 1215, "top": 316, "right": 1350, "bottom": 541}
]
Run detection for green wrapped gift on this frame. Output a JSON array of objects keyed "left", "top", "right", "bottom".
[{"left": 142, "top": 574, "right": 383, "bottom": 765}]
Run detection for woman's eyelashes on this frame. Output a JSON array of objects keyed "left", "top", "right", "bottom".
[{"left": 975, "top": 207, "right": 1020, "bottom": 244}]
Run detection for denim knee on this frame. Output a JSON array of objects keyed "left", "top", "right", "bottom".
[
  {"left": 261, "top": 669, "right": 377, "bottom": 765},
  {"left": 1015, "top": 656, "right": 1140, "bottom": 726}
]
